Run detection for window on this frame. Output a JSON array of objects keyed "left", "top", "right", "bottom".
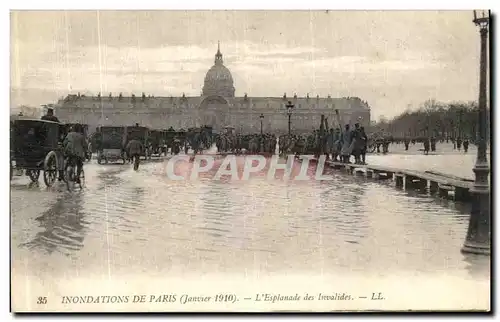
[{"left": 16, "top": 121, "right": 48, "bottom": 147}]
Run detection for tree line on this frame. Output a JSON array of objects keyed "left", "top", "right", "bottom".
[{"left": 371, "top": 100, "right": 489, "bottom": 142}]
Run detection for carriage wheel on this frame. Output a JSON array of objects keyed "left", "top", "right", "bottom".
[
  {"left": 28, "top": 169, "right": 40, "bottom": 182},
  {"left": 97, "top": 156, "right": 103, "bottom": 164},
  {"left": 43, "top": 151, "right": 58, "bottom": 187}
]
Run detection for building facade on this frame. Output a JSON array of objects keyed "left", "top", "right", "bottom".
[{"left": 54, "top": 44, "right": 371, "bottom": 134}]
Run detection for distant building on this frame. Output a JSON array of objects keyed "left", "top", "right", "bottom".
[
  {"left": 10, "top": 105, "right": 43, "bottom": 119},
  {"left": 54, "top": 44, "right": 371, "bottom": 134}
]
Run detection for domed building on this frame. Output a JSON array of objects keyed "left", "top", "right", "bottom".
[
  {"left": 202, "top": 42, "right": 235, "bottom": 98},
  {"left": 54, "top": 43, "right": 371, "bottom": 134}
]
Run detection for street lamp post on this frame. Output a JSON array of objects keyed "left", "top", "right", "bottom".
[
  {"left": 286, "top": 101, "right": 294, "bottom": 136},
  {"left": 260, "top": 113, "right": 264, "bottom": 135},
  {"left": 462, "top": 10, "right": 490, "bottom": 255},
  {"left": 259, "top": 113, "right": 264, "bottom": 152}
]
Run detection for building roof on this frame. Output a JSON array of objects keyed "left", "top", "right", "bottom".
[{"left": 55, "top": 44, "right": 371, "bottom": 110}]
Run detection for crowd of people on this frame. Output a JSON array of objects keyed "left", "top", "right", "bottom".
[
  {"left": 398, "top": 136, "right": 471, "bottom": 154},
  {"left": 214, "top": 133, "right": 277, "bottom": 154},
  {"left": 278, "top": 123, "right": 369, "bottom": 164},
  {"left": 36, "top": 108, "right": 377, "bottom": 167},
  {"left": 38, "top": 106, "right": 475, "bottom": 176},
  {"left": 209, "top": 123, "right": 370, "bottom": 164}
]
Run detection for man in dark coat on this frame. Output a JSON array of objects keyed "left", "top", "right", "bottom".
[
  {"left": 359, "top": 126, "right": 368, "bottom": 164},
  {"left": 126, "top": 139, "right": 144, "bottom": 168},
  {"left": 423, "top": 138, "right": 430, "bottom": 155},
  {"left": 404, "top": 137, "right": 410, "bottom": 151},
  {"left": 63, "top": 124, "right": 87, "bottom": 183},
  {"left": 41, "top": 108, "right": 60, "bottom": 123},
  {"left": 463, "top": 138, "right": 469, "bottom": 153}
]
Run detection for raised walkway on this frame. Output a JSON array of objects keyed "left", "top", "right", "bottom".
[{"left": 322, "top": 159, "right": 483, "bottom": 202}]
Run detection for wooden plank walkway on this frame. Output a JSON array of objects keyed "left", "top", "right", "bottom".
[
  {"left": 322, "top": 160, "right": 481, "bottom": 202},
  {"left": 424, "top": 170, "right": 475, "bottom": 183}
]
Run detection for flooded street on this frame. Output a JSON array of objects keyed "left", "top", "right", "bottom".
[
  {"left": 10, "top": 150, "right": 490, "bottom": 311},
  {"left": 11, "top": 8, "right": 493, "bottom": 311}
]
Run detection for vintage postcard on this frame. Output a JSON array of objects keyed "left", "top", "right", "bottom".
[{"left": 10, "top": 10, "right": 491, "bottom": 312}]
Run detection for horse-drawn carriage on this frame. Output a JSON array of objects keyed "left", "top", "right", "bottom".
[
  {"left": 148, "top": 129, "right": 168, "bottom": 156},
  {"left": 10, "top": 118, "right": 68, "bottom": 186},
  {"left": 96, "top": 126, "right": 127, "bottom": 164}
]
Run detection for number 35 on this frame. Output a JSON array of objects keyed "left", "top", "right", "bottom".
[{"left": 37, "top": 297, "right": 47, "bottom": 304}]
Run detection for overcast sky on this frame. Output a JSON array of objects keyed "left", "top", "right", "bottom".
[{"left": 11, "top": 10, "right": 482, "bottom": 120}]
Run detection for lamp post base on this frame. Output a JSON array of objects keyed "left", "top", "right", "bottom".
[
  {"left": 461, "top": 242, "right": 490, "bottom": 255},
  {"left": 461, "top": 190, "right": 490, "bottom": 256}
]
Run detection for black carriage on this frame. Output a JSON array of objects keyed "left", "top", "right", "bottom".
[
  {"left": 173, "top": 131, "right": 187, "bottom": 143},
  {"left": 148, "top": 129, "right": 167, "bottom": 156},
  {"left": 125, "top": 125, "right": 150, "bottom": 159},
  {"left": 164, "top": 128, "right": 178, "bottom": 143},
  {"left": 97, "top": 126, "right": 127, "bottom": 164},
  {"left": 11, "top": 119, "right": 67, "bottom": 186}
]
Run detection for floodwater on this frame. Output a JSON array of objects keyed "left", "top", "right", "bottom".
[{"left": 10, "top": 147, "right": 490, "bottom": 311}]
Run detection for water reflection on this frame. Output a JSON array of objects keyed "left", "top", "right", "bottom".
[
  {"left": 11, "top": 160, "right": 491, "bottom": 282},
  {"left": 96, "top": 167, "right": 128, "bottom": 190},
  {"left": 96, "top": 185, "right": 145, "bottom": 227},
  {"left": 199, "top": 181, "right": 234, "bottom": 247},
  {"left": 201, "top": 181, "right": 232, "bottom": 219},
  {"left": 19, "top": 194, "right": 85, "bottom": 255},
  {"left": 319, "top": 178, "right": 368, "bottom": 244},
  {"left": 463, "top": 254, "right": 491, "bottom": 280}
]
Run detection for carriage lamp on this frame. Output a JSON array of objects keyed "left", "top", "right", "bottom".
[{"left": 286, "top": 101, "right": 294, "bottom": 135}]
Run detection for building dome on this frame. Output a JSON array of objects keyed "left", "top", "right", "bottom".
[
  {"left": 204, "top": 64, "right": 234, "bottom": 83},
  {"left": 202, "top": 42, "right": 235, "bottom": 97}
]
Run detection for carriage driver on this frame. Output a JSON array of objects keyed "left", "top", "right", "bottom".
[
  {"left": 41, "top": 108, "right": 60, "bottom": 123},
  {"left": 63, "top": 124, "right": 88, "bottom": 184}
]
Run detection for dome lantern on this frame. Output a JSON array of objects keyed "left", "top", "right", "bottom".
[{"left": 215, "top": 41, "right": 223, "bottom": 65}]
